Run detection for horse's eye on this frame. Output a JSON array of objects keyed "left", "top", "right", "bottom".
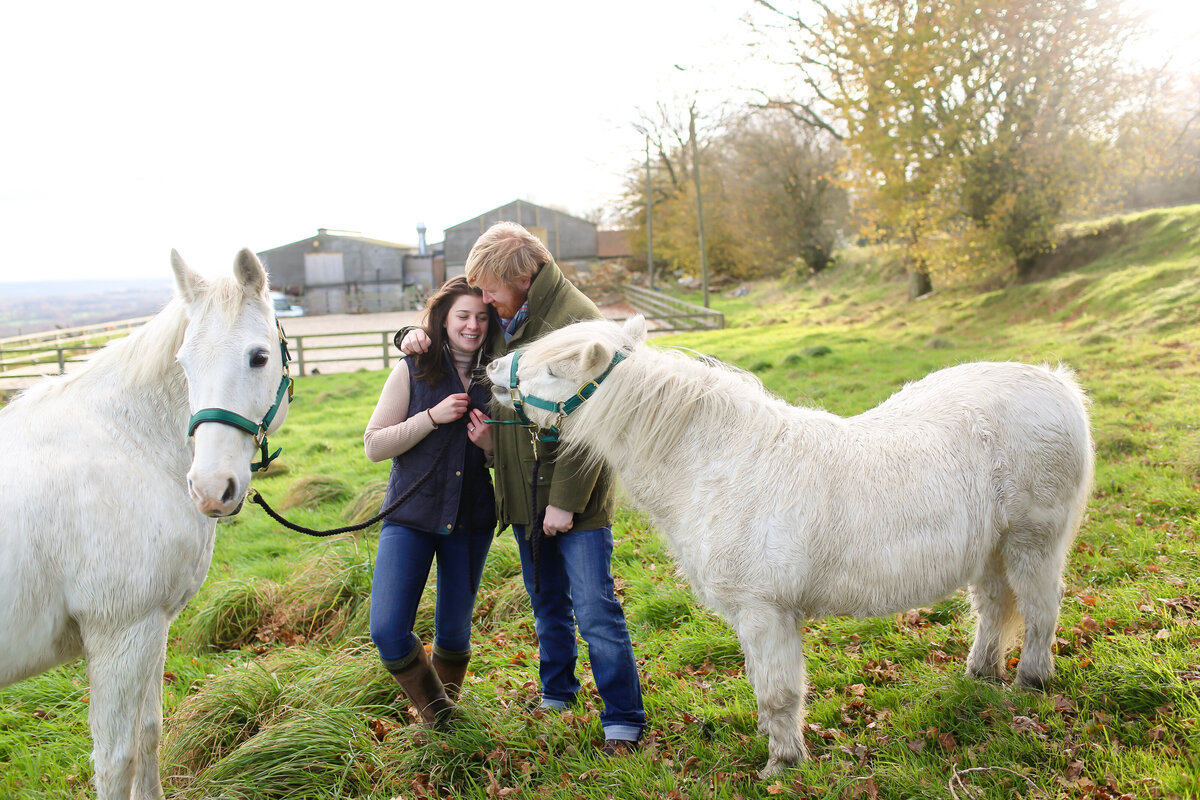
[{"left": 249, "top": 349, "right": 270, "bottom": 368}]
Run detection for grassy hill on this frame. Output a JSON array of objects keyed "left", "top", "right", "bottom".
[{"left": 2, "top": 206, "right": 1197, "bottom": 799}]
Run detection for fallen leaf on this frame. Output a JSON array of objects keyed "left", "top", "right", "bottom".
[
  {"left": 1052, "top": 694, "right": 1076, "bottom": 714},
  {"left": 937, "top": 732, "right": 957, "bottom": 750},
  {"left": 906, "top": 738, "right": 926, "bottom": 753},
  {"left": 368, "top": 718, "right": 390, "bottom": 741}
]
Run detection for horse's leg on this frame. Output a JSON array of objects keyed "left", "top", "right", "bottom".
[
  {"left": 731, "top": 604, "right": 808, "bottom": 778},
  {"left": 133, "top": 619, "right": 170, "bottom": 800},
  {"left": 84, "top": 614, "right": 170, "bottom": 800},
  {"left": 1004, "top": 515, "right": 1069, "bottom": 690},
  {"left": 965, "top": 551, "right": 1021, "bottom": 681}
]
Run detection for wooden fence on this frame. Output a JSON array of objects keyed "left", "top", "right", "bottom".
[
  {"left": 620, "top": 285, "right": 724, "bottom": 332},
  {"left": 0, "top": 286, "right": 723, "bottom": 389},
  {"left": 0, "top": 317, "right": 156, "bottom": 387}
]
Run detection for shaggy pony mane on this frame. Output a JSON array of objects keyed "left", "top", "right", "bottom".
[{"left": 526, "top": 323, "right": 798, "bottom": 473}]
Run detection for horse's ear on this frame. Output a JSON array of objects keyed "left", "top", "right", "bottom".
[
  {"left": 170, "top": 249, "right": 207, "bottom": 304},
  {"left": 234, "top": 249, "right": 268, "bottom": 298},
  {"left": 582, "top": 341, "right": 611, "bottom": 373},
  {"left": 623, "top": 315, "right": 648, "bottom": 345}
]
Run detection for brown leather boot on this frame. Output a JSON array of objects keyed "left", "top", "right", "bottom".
[
  {"left": 387, "top": 642, "right": 456, "bottom": 727},
  {"left": 431, "top": 644, "right": 471, "bottom": 701}
]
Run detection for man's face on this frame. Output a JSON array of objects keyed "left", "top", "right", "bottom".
[{"left": 474, "top": 273, "right": 532, "bottom": 319}]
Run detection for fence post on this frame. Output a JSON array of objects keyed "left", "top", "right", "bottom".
[
  {"left": 57, "top": 347, "right": 65, "bottom": 375},
  {"left": 295, "top": 336, "right": 306, "bottom": 376},
  {"left": 382, "top": 332, "right": 390, "bottom": 370}
]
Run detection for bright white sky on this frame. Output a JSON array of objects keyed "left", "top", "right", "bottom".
[
  {"left": 0, "top": 0, "right": 758, "bottom": 284},
  {"left": 2, "top": 0, "right": 1195, "bottom": 284}
]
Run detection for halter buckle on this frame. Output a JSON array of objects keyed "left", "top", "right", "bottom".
[{"left": 575, "top": 381, "right": 598, "bottom": 402}]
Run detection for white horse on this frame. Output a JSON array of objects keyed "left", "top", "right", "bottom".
[
  {"left": 487, "top": 316, "right": 1093, "bottom": 777},
  {"left": 0, "top": 250, "right": 291, "bottom": 800}
]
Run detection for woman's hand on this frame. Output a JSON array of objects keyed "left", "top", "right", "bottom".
[
  {"left": 428, "top": 393, "right": 470, "bottom": 426},
  {"left": 466, "top": 407, "right": 493, "bottom": 456}
]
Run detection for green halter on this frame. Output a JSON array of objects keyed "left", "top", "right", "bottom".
[
  {"left": 489, "top": 347, "right": 629, "bottom": 443},
  {"left": 187, "top": 319, "right": 294, "bottom": 471}
]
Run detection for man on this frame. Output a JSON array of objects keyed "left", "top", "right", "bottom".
[{"left": 400, "top": 221, "right": 645, "bottom": 753}]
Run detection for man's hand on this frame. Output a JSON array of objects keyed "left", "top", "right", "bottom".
[
  {"left": 400, "top": 328, "right": 431, "bottom": 354},
  {"left": 542, "top": 504, "right": 575, "bottom": 537}
]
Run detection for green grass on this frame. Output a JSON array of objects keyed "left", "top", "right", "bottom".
[{"left": 3, "top": 205, "right": 1199, "bottom": 798}]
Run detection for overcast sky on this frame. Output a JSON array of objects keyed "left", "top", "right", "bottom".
[{"left": 2, "top": 0, "right": 1195, "bottom": 284}]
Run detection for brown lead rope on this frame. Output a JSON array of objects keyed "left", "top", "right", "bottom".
[{"left": 248, "top": 434, "right": 453, "bottom": 538}]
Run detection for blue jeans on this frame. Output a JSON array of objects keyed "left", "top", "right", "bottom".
[
  {"left": 513, "top": 524, "right": 645, "bottom": 741},
  {"left": 370, "top": 522, "right": 494, "bottom": 668}
]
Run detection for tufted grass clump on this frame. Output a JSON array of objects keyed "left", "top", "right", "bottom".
[
  {"left": 163, "top": 648, "right": 396, "bottom": 798},
  {"left": 181, "top": 541, "right": 373, "bottom": 652},
  {"left": 340, "top": 479, "right": 388, "bottom": 524},
  {"left": 280, "top": 474, "right": 352, "bottom": 510},
  {"left": 180, "top": 577, "right": 281, "bottom": 651}
]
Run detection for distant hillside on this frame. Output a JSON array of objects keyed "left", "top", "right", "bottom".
[{"left": 0, "top": 278, "right": 173, "bottom": 338}]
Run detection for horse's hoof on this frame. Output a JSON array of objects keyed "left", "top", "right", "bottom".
[
  {"left": 759, "top": 754, "right": 801, "bottom": 779},
  {"left": 1016, "top": 672, "right": 1050, "bottom": 692},
  {"left": 966, "top": 667, "right": 1006, "bottom": 683}
]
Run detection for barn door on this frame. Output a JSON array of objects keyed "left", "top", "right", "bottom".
[{"left": 305, "top": 252, "right": 345, "bottom": 285}]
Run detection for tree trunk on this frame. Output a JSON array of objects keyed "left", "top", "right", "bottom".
[
  {"left": 1015, "top": 254, "right": 1037, "bottom": 282},
  {"left": 908, "top": 269, "right": 933, "bottom": 299}
]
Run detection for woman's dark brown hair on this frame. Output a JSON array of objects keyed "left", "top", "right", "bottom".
[{"left": 411, "top": 275, "right": 501, "bottom": 387}]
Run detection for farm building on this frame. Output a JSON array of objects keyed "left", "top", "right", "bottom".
[
  {"left": 443, "top": 200, "right": 599, "bottom": 271},
  {"left": 257, "top": 228, "right": 444, "bottom": 315}
]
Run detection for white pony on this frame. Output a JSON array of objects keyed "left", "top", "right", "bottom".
[
  {"left": 488, "top": 316, "right": 1093, "bottom": 777},
  {"left": 0, "top": 250, "right": 291, "bottom": 800}
]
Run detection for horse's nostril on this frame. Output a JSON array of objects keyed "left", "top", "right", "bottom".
[{"left": 221, "top": 478, "right": 238, "bottom": 503}]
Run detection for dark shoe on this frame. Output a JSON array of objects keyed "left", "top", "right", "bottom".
[
  {"left": 387, "top": 641, "right": 456, "bottom": 728},
  {"left": 431, "top": 644, "right": 471, "bottom": 701},
  {"left": 600, "top": 738, "right": 641, "bottom": 757}
]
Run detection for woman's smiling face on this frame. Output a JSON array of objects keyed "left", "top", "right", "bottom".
[{"left": 445, "top": 293, "right": 490, "bottom": 352}]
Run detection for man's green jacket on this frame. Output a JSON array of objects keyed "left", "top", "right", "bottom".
[{"left": 484, "top": 259, "right": 616, "bottom": 533}]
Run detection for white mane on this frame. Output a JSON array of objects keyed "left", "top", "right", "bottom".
[
  {"left": 12, "top": 276, "right": 248, "bottom": 410},
  {"left": 567, "top": 343, "right": 796, "bottom": 471}
]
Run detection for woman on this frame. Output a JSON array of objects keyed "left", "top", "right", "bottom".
[{"left": 363, "top": 276, "right": 500, "bottom": 726}]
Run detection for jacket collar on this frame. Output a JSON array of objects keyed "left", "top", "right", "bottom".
[{"left": 508, "top": 259, "right": 565, "bottom": 344}]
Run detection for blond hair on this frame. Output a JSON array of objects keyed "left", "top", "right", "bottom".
[{"left": 464, "top": 222, "right": 551, "bottom": 287}]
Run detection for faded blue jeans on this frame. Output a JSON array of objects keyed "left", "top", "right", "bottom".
[
  {"left": 370, "top": 522, "right": 494, "bottom": 669},
  {"left": 513, "top": 524, "right": 645, "bottom": 742}
]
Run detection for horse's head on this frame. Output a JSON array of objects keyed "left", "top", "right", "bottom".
[
  {"left": 172, "top": 249, "right": 291, "bottom": 517},
  {"left": 487, "top": 315, "right": 646, "bottom": 430}
]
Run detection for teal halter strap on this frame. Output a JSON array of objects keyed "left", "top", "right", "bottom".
[
  {"left": 187, "top": 319, "right": 294, "bottom": 472},
  {"left": 488, "top": 347, "right": 628, "bottom": 442}
]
